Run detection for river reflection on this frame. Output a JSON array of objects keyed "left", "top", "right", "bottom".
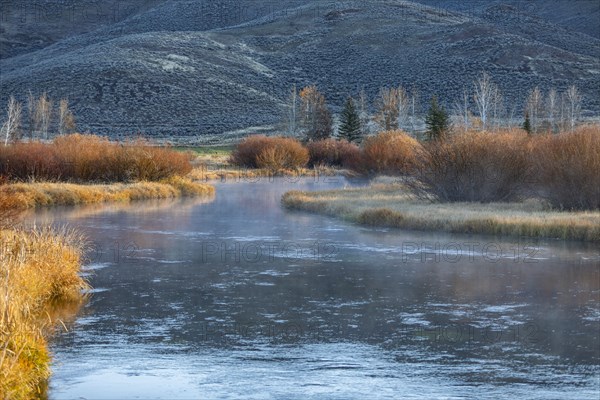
[{"left": 28, "top": 177, "right": 599, "bottom": 399}]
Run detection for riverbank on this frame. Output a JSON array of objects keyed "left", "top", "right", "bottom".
[
  {"left": 188, "top": 148, "right": 349, "bottom": 181},
  {"left": 188, "top": 165, "right": 350, "bottom": 182},
  {"left": 0, "top": 227, "right": 88, "bottom": 399},
  {"left": 282, "top": 184, "right": 600, "bottom": 242},
  {"left": 0, "top": 177, "right": 214, "bottom": 213}
]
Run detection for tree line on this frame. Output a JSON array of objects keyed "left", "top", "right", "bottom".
[
  {"left": 1, "top": 91, "right": 76, "bottom": 146},
  {"left": 283, "top": 72, "right": 586, "bottom": 143},
  {"left": 1, "top": 72, "right": 585, "bottom": 145}
]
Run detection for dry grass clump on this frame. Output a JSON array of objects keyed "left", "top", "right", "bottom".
[
  {"left": 282, "top": 185, "right": 600, "bottom": 242},
  {"left": 0, "top": 134, "right": 193, "bottom": 182},
  {"left": 530, "top": 125, "right": 600, "bottom": 210},
  {"left": 188, "top": 164, "right": 348, "bottom": 182},
  {"left": 410, "top": 130, "right": 531, "bottom": 202},
  {"left": 307, "top": 139, "right": 361, "bottom": 168},
  {"left": 230, "top": 135, "right": 309, "bottom": 170},
  {"left": 359, "top": 130, "right": 422, "bottom": 175},
  {"left": 0, "top": 196, "right": 24, "bottom": 227},
  {"left": 0, "top": 227, "right": 88, "bottom": 399},
  {"left": 161, "top": 176, "right": 216, "bottom": 197},
  {"left": 0, "top": 179, "right": 214, "bottom": 211},
  {"left": 357, "top": 208, "right": 406, "bottom": 226}
]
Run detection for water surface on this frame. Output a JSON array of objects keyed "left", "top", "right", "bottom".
[{"left": 29, "top": 177, "right": 599, "bottom": 399}]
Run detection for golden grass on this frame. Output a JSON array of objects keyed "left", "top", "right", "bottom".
[
  {"left": 0, "top": 178, "right": 214, "bottom": 211},
  {"left": 0, "top": 227, "right": 88, "bottom": 399},
  {"left": 282, "top": 184, "right": 600, "bottom": 242},
  {"left": 188, "top": 165, "right": 351, "bottom": 182}
]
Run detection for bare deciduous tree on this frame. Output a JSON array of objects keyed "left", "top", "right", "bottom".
[
  {"left": 65, "top": 110, "right": 76, "bottom": 134},
  {"left": 453, "top": 88, "right": 471, "bottom": 132},
  {"left": 473, "top": 72, "right": 497, "bottom": 131},
  {"left": 36, "top": 92, "right": 53, "bottom": 140},
  {"left": 491, "top": 86, "right": 506, "bottom": 131},
  {"left": 526, "top": 87, "right": 543, "bottom": 133},
  {"left": 409, "top": 86, "right": 420, "bottom": 133},
  {"left": 58, "top": 98, "right": 76, "bottom": 135},
  {"left": 2, "top": 96, "right": 22, "bottom": 146},
  {"left": 565, "top": 85, "right": 582, "bottom": 132},
  {"left": 374, "top": 87, "right": 399, "bottom": 131},
  {"left": 27, "top": 90, "right": 36, "bottom": 139},
  {"left": 396, "top": 86, "right": 410, "bottom": 130},
  {"left": 299, "top": 85, "right": 333, "bottom": 141},
  {"left": 546, "top": 88, "right": 558, "bottom": 133}
]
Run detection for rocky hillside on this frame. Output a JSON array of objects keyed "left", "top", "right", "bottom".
[{"left": 1, "top": 0, "right": 598, "bottom": 139}]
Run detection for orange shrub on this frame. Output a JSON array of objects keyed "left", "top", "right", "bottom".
[
  {"left": 231, "top": 135, "right": 308, "bottom": 169},
  {"left": 359, "top": 130, "right": 422, "bottom": 175},
  {"left": 124, "top": 143, "right": 193, "bottom": 181},
  {"left": 530, "top": 125, "right": 600, "bottom": 210},
  {"left": 307, "top": 139, "right": 361, "bottom": 168},
  {"left": 0, "top": 142, "right": 64, "bottom": 180},
  {"left": 410, "top": 130, "right": 531, "bottom": 202},
  {"left": 0, "top": 134, "right": 192, "bottom": 182},
  {"left": 230, "top": 135, "right": 273, "bottom": 168}
]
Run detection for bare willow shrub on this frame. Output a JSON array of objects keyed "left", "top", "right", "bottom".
[
  {"left": 531, "top": 125, "right": 600, "bottom": 210},
  {"left": 307, "top": 139, "right": 360, "bottom": 168},
  {"left": 0, "top": 142, "right": 63, "bottom": 180},
  {"left": 410, "top": 130, "right": 531, "bottom": 202},
  {"left": 231, "top": 135, "right": 308, "bottom": 169},
  {"left": 0, "top": 134, "right": 192, "bottom": 182},
  {"left": 123, "top": 141, "right": 193, "bottom": 181},
  {"left": 230, "top": 135, "right": 273, "bottom": 168},
  {"left": 360, "top": 130, "right": 422, "bottom": 175}
]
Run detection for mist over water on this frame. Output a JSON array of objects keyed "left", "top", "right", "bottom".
[{"left": 28, "top": 178, "right": 599, "bottom": 399}]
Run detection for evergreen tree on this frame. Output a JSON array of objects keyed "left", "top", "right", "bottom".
[
  {"left": 425, "top": 95, "right": 449, "bottom": 140},
  {"left": 523, "top": 112, "right": 532, "bottom": 135},
  {"left": 338, "top": 96, "right": 362, "bottom": 143}
]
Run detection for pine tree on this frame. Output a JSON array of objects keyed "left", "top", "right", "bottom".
[
  {"left": 523, "top": 112, "right": 532, "bottom": 135},
  {"left": 338, "top": 96, "right": 362, "bottom": 143},
  {"left": 425, "top": 95, "right": 449, "bottom": 140}
]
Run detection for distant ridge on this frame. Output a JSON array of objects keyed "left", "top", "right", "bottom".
[{"left": 1, "top": 0, "right": 598, "bottom": 139}]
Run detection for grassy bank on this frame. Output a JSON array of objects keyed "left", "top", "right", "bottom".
[
  {"left": 0, "top": 136, "right": 215, "bottom": 397},
  {"left": 188, "top": 165, "right": 348, "bottom": 182},
  {"left": 174, "top": 145, "right": 234, "bottom": 156},
  {"left": 282, "top": 184, "right": 600, "bottom": 242},
  {"left": 0, "top": 177, "right": 214, "bottom": 213},
  {"left": 0, "top": 228, "right": 88, "bottom": 399}
]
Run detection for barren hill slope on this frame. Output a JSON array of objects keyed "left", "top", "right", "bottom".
[{"left": 0, "top": 0, "right": 598, "bottom": 139}]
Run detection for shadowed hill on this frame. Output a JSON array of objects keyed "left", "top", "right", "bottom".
[{"left": 0, "top": 0, "right": 598, "bottom": 139}]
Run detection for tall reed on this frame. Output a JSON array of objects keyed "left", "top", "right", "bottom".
[{"left": 0, "top": 227, "right": 88, "bottom": 399}]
